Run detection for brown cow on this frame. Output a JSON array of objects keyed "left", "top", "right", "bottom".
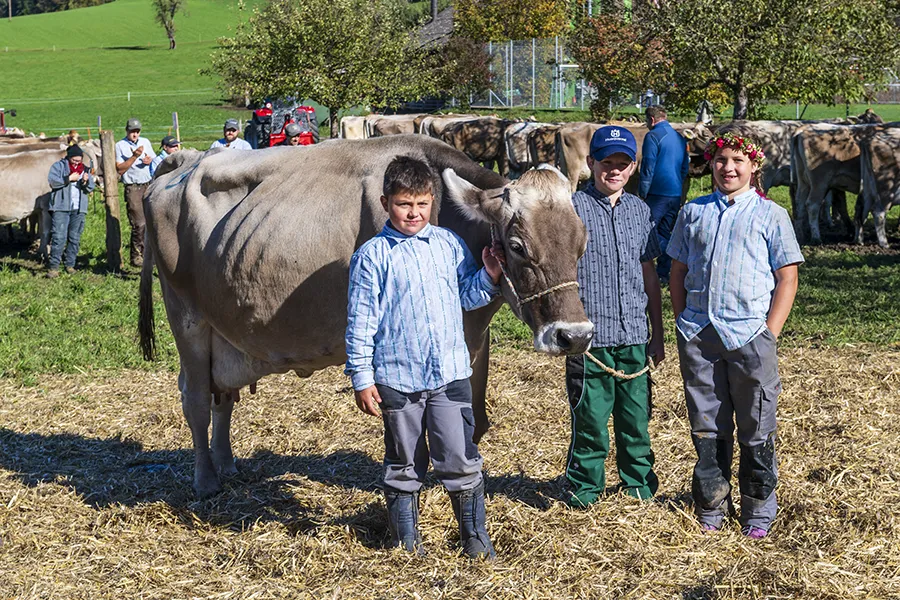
[
  {"left": 528, "top": 123, "right": 561, "bottom": 167},
  {"left": 417, "top": 114, "right": 479, "bottom": 138},
  {"left": 139, "top": 135, "right": 592, "bottom": 497},
  {"left": 857, "top": 128, "right": 900, "bottom": 247},
  {"left": 366, "top": 114, "right": 424, "bottom": 137},
  {"left": 792, "top": 122, "right": 900, "bottom": 245},
  {"left": 440, "top": 116, "right": 510, "bottom": 176}
]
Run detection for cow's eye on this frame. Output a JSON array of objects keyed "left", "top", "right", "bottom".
[{"left": 508, "top": 240, "right": 525, "bottom": 255}]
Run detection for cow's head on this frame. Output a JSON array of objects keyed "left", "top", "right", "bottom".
[{"left": 443, "top": 165, "right": 593, "bottom": 355}]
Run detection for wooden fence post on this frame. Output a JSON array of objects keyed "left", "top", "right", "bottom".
[{"left": 100, "top": 130, "right": 123, "bottom": 272}]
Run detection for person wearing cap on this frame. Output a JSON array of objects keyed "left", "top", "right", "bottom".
[
  {"left": 45, "top": 144, "right": 96, "bottom": 278},
  {"left": 210, "top": 119, "right": 252, "bottom": 150},
  {"left": 282, "top": 122, "right": 303, "bottom": 146},
  {"left": 564, "top": 125, "right": 665, "bottom": 508},
  {"left": 639, "top": 105, "right": 690, "bottom": 284},
  {"left": 150, "top": 135, "right": 181, "bottom": 177},
  {"left": 115, "top": 118, "right": 156, "bottom": 267}
]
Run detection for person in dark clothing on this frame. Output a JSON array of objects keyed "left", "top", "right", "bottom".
[{"left": 639, "top": 105, "right": 690, "bottom": 283}]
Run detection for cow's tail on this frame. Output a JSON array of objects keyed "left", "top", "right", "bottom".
[{"left": 138, "top": 242, "right": 157, "bottom": 361}]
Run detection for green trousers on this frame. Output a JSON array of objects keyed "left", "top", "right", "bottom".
[{"left": 565, "top": 344, "right": 658, "bottom": 506}]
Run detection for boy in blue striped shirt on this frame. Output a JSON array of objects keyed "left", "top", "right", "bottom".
[
  {"left": 345, "top": 156, "right": 503, "bottom": 558},
  {"left": 668, "top": 127, "right": 803, "bottom": 539}
]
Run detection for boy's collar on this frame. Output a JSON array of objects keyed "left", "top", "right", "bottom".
[
  {"left": 381, "top": 220, "right": 433, "bottom": 240},
  {"left": 714, "top": 187, "right": 759, "bottom": 205},
  {"left": 585, "top": 183, "right": 630, "bottom": 206}
]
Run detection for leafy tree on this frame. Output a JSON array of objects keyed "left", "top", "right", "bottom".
[
  {"left": 429, "top": 36, "right": 493, "bottom": 108},
  {"left": 454, "top": 0, "right": 569, "bottom": 41},
  {"left": 208, "top": 0, "right": 434, "bottom": 138},
  {"left": 639, "top": 0, "right": 900, "bottom": 119},
  {"left": 568, "top": 13, "right": 670, "bottom": 119},
  {"left": 151, "top": 0, "right": 185, "bottom": 50}
]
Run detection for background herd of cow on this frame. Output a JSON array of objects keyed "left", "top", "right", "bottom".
[
  {"left": 340, "top": 109, "right": 899, "bottom": 247},
  {"left": 1, "top": 109, "right": 898, "bottom": 254}
]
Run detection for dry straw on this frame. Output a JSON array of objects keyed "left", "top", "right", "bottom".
[{"left": 0, "top": 345, "right": 898, "bottom": 599}]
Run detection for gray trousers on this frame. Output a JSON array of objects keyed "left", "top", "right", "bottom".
[
  {"left": 676, "top": 325, "right": 780, "bottom": 530},
  {"left": 376, "top": 379, "right": 483, "bottom": 494}
]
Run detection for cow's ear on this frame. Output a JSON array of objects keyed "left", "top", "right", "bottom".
[{"left": 442, "top": 168, "right": 508, "bottom": 223}]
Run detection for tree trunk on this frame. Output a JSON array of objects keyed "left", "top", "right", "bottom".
[
  {"left": 329, "top": 107, "right": 339, "bottom": 139},
  {"left": 733, "top": 85, "right": 749, "bottom": 119},
  {"left": 166, "top": 25, "right": 176, "bottom": 50}
]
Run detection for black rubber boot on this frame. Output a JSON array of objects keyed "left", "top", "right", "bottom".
[
  {"left": 384, "top": 487, "right": 423, "bottom": 554},
  {"left": 449, "top": 481, "right": 496, "bottom": 560}
]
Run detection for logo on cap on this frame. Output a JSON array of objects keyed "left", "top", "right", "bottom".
[{"left": 610, "top": 129, "right": 621, "bottom": 138}]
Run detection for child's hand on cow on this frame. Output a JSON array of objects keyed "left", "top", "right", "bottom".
[
  {"left": 355, "top": 386, "right": 382, "bottom": 417},
  {"left": 482, "top": 242, "right": 505, "bottom": 284}
]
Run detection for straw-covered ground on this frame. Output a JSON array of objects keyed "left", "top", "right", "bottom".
[{"left": 0, "top": 344, "right": 898, "bottom": 599}]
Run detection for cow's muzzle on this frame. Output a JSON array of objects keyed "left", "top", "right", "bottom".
[{"left": 533, "top": 321, "right": 594, "bottom": 355}]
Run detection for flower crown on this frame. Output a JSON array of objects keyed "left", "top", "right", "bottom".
[{"left": 703, "top": 132, "right": 766, "bottom": 166}]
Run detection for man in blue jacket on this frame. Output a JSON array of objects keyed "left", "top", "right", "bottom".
[
  {"left": 639, "top": 105, "right": 689, "bottom": 283},
  {"left": 46, "top": 145, "right": 95, "bottom": 278}
]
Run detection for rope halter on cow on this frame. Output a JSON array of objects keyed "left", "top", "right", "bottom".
[
  {"left": 491, "top": 225, "right": 653, "bottom": 381},
  {"left": 490, "top": 225, "right": 579, "bottom": 309}
]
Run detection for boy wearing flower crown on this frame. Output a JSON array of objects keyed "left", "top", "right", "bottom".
[{"left": 667, "top": 125, "right": 803, "bottom": 539}]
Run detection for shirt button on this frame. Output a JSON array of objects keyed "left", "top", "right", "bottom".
[{"left": 713, "top": 261, "right": 718, "bottom": 266}]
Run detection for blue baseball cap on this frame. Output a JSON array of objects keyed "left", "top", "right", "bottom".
[{"left": 590, "top": 125, "right": 637, "bottom": 162}]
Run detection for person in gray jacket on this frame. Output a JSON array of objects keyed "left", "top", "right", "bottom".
[{"left": 46, "top": 145, "right": 95, "bottom": 278}]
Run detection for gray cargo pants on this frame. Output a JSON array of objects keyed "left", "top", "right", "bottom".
[
  {"left": 376, "top": 379, "right": 483, "bottom": 494},
  {"left": 676, "top": 325, "right": 781, "bottom": 531}
]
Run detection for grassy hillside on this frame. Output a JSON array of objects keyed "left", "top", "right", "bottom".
[
  {"left": 0, "top": 0, "right": 330, "bottom": 147},
  {"left": 0, "top": 0, "right": 252, "bottom": 49}
]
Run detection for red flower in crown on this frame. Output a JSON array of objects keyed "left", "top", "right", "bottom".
[{"left": 703, "top": 131, "right": 766, "bottom": 166}]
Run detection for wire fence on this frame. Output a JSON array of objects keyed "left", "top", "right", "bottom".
[{"left": 467, "top": 37, "right": 594, "bottom": 111}]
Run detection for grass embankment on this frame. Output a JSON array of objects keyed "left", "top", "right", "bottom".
[
  {"left": 1, "top": 178, "right": 899, "bottom": 383},
  {"left": 0, "top": 0, "right": 302, "bottom": 147}
]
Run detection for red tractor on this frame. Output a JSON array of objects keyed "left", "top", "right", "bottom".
[{"left": 244, "top": 100, "right": 319, "bottom": 148}]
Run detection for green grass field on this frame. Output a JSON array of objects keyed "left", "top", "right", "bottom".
[
  {"left": 0, "top": 0, "right": 292, "bottom": 146},
  {"left": 1, "top": 177, "right": 899, "bottom": 384}
]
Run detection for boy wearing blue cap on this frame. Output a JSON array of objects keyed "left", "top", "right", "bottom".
[{"left": 565, "top": 125, "right": 665, "bottom": 507}]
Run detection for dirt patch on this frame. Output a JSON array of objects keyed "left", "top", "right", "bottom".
[{"left": 0, "top": 345, "right": 898, "bottom": 599}]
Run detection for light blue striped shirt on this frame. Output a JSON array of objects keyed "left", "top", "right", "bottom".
[
  {"left": 345, "top": 222, "right": 499, "bottom": 393},
  {"left": 667, "top": 188, "right": 804, "bottom": 351}
]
